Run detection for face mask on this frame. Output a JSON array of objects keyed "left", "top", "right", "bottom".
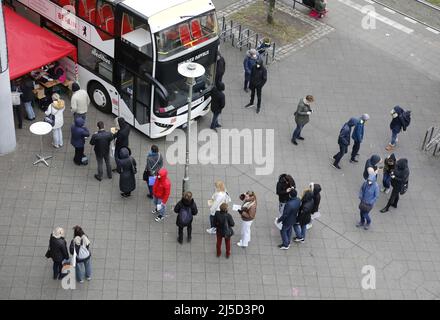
[{"left": 257, "top": 65, "right": 261, "bottom": 68}]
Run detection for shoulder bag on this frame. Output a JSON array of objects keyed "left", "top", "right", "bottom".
[{"left": 44, "top": 106, "right": 55, "bottom": 127}]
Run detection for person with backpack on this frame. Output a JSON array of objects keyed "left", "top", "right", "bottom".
[
  {"left": 174, "top": 192, "right": 198, "bottom": 244},
  {"left": 382, "top": 153, "right": 396, "bottom": 194},
  {"left": 153, "top": 168, "right": 172, "bottom": 222},
  {"left": 69, "top": 226, "right": 92, "bottom": 283},
  {"left": 47, "top": 227, "right": 69, "bottom": 280},
  {"left": 307, "top": 182, "right": 322, "bottom": 229},
  {"left": 356, "top": 174, "right": 379, "bottom": 230},
  {"left": 380, "top": 158, "right": 410, "bottom": 213},
  {"left": 332, "top": 118, "right": 357, "bottom": 169},
  {"left": 350, "top": 114, "right": 370, "bottom": 163},
  {"left": 294, "top": 189, "right": 314, "bottom": 243},
  {"left": 276, "top": 174, "right": 296, "bottom": 218},
  {"left": 45, "top": 93, "right": 65, "bottom": 148},
  {"left": 207, "top": 181, "right": 231, "bottom": 234},
  {"left": 277, "top": 189, "right": 301, "bottom": 250},
  {"left": 71, "top": 117, "right": 90, "bottom": 165},
  {"left": 144, "top": 145, "right": 163, "bottom": 199},
  {"left": 386, "top": 106, "right": 411, "bottom": 151},
  {"left": 214, "top": 203, "right": 235, "bottom": 258},
  {"left": 116, "top": 147, "right": 137, "bottom": 198},
  {"left": 237, "top": 191, "right": 257, "bottom": 248}
]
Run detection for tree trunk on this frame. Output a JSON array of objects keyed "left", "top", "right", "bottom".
[{"left": 267, "top": 0, "right": 276, "bottom": 24}]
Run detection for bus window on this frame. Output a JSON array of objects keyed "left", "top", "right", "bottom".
[
  {"left": 97, "top": 0, "right": 114, "bottom": 35},
  {"left": 77, "top": 0, "right": 97, "bottom": 24},
  {"left": 78, "top": 40, "right": 113, "bottom": 81},
  {"left": 156, "top": 11, "right": 218, "bottom": 60},
  {"left": 120, "top": 14, "right": 152, "bottom": 57}
]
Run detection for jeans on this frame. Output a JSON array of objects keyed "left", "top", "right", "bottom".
[
  {"left": 351, "top": 141, "right": 361, "bottom": 160},
  {"left": 24, "top": 101, "right": 35, "bottom": 119},
  {"left": 96, "top": 153, "right": 112, "bottom": 179},
  {"left": 244, "top": 74, "right": 250, "bottom": 90},
  {"left": 278, "top": 202, "right": 286, "bottom": 218},
  {"left": 239, "top": 220, "right": 253, "bottom": 246},
  {"left": 52, "top": 128, "right": 63, "bottom": 146},
  {"left": 178, "top": 223, "right": 192, "bottom": 242},
  {"left": 250, "top": 86, "right": 262, "bottom": 110},
  {"left": 216, "top": 232, "right": 231, "bottom": 257},
  {"left": 360, "top": 210, "right": 371, "bottom": 225},
  {"left": 280, "top": 225, "right": 293, "bottom": 247},
  {"left": 154, "top": 197, "right": 166, "bottom": 217},
  {"left": 294, "top": 224, "right": 307, "bottom": 239},
  {"left": 74, "top": 147, "right": 85, "bottom": 165},
  {"left": 53, "top": 261, "right": 63, "bottom": 279},
  {"left": 292, "top": 124, "right": 305, "bottom": 141},
  {"left": 148, "top": 182, "right": 153, "bottom": 196},
  {"left": 75, "top": 258, "right": 92, "bottom": 282},
  {"left": 210, "top": 112, "right": 221, "bottom": 129},
  {"left": 333, "top": 143, "right": 348, "bottom": 165},
  {"left": 383, "top": 173, "right": 391, "bottom": 189},
  {"left": 391, "top": 131, "right": 398, "bottom": 146}
]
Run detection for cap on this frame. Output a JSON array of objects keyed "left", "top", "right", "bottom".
[{"left": 361, "top": 114, "right": 370, "bottom": 121}]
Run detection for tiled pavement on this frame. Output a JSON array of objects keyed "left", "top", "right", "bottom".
[{"left": 1, "top": 0, "right": 440, "bottom": 299}]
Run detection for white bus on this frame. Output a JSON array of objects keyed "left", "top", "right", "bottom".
[{"left": 10, "top": 0, "right": 219, "bottom": 138}]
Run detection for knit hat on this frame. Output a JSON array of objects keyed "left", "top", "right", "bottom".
[{"left": 361, "top": 114, "right": 370, "bottom": 121}]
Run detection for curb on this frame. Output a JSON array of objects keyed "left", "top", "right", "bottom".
[{"left": 415, "top": 0, "right": 440, "bottom": 12}]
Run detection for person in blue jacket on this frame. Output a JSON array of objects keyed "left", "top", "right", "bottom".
[
  {"left": 243, "top": 49, "right": 258, "bottom": 92},
  {"left": 277, "top": 189, "right": 301, "bottom": 250},
  {"left": 386, "top": 106, "right": 405, "bottom": 151},
  {"left": 356, "top": 174, "right": 379, "bottom": 230},
  {"left": 350, "top": 114, "right": 370, "bottom": 163},
  {"left": 332, "top": 118, "right": 357, "bottom": 169},
  {"left": 71, "top": 117, "right": 90, "bottom": 165}
]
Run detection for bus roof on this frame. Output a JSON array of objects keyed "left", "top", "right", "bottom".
[{"left": 122, "top": 0, "right": 215, "bottom": 32}]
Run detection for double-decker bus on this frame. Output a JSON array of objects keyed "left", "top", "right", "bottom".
[{"left": 10, "top": 0, "right": 219, "bottom": 138}]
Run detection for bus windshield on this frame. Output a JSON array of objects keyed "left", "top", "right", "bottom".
[{"left": 155, "top": 11, "right": 218, "bottom": 60}]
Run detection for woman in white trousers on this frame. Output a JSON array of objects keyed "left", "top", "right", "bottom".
[{"left": 237, "top": 191, "right": 257, "bottom": 248}]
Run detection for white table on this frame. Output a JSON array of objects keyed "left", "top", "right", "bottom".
[{"left": 30, "top": 122, "right": 53, "bottom": 167}]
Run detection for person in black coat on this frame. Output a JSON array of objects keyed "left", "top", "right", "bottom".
[
  {"left": 277, "top": 189, "right": 301, "bottom": 249},
  {"left": 294, "top": 190, "right": 314, "bottom": 242},
  {"left": 48, "top": 227, "right": 69, "bottom": 280},
  {"left": 215, "top": 51, "right": 226, "bottom": 87},
  {"left": 90, "top": 121, "right": 114, "bottom": 181},
  {"left": 244, "top": 59, "right": 267, "bottom": 114},
  {"left": 210, "top": 82, "right": 226, "bottom": 131},
  {"left": 174, "top": 192, "right": 198, "bottom": 244},
  {"left": 116, "top": 147, "right": 137, "bottom": 197},
  {"left": 380, "top": 158, "right": 409, "bottom": 212},
  {"left": 363, "top": 154, "right": 382, "bottom": 180},
  {"left": 214, "top": 203, "right": 235, "bottom": 258},
  {"left": 276, "top": 174, "right": 296, "bottom": 218},
  {"left": 20, "top": 77, "right": 36, "bottom": 120},
  {"left": 11, "top": 81, "right": 23, "bottom": 129},
  {"left": 332, "top": 118, "right": 357, "bottom": 169}
]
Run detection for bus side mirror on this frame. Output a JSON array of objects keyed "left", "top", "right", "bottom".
[{"left": 143, "top": 73, "right": 169, "bottom": 105}]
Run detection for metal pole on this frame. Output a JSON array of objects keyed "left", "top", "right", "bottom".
[
  {"left": 183, "top": 77, "right": 194, "bottom": 193},
  {"left": 255, "top": 34, "right": 259, "bottom": 49},
  {"left": 428, "top": 127, "right": 435, "bottom": 145},
  {"left": 422, "top": 129, "right": 429, "bottom": 150}
]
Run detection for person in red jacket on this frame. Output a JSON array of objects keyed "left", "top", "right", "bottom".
[{"left": 153, "top": 168, "right": 171, "bottom": 222}]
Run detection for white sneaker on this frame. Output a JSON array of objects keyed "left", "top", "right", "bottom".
[
  {"left": 151, "top": 209, "right": 157, "bottom": 214},
  {"left": 385, "top": 188, "right": 391, "bottom": 194},
  {"left": 206, "top": 227, "right": 216, "bottom": 234},
  {"left": 86, "top": 277, "right": 92, "bottom": 281},
  {"left": 237, "top": 241, "right": 247, "bottom": 248},
  {"left": 381, "top": 187, "right": 386, "bottom": 193}
]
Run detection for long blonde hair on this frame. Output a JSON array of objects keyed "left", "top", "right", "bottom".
[{"left": 215, "top": 180, "right": 226, "bottom": 192}]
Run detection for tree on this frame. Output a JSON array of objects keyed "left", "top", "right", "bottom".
[{"left": 267, "top": 0, "right": 276, "bottom": 24}]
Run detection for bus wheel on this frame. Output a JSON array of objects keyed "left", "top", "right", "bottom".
[{"left": 88, "top": 82, "right": 112, "bottom": 114}]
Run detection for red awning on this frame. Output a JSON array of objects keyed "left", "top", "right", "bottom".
[{"left": 3, "top": 5, "right": 77, "bottom": 80}]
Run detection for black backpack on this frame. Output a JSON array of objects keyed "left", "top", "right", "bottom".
[
  {"left": 178, "top": 206, "right": 192, "bottom": 226},
  {"left": 399, "top": 111, "right": 411, "bottom": 131},
  {"left": 223, "top": 216, "right": 234, "bottom": 238}
]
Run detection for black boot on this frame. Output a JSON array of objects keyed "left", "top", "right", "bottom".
[{"left": 380, "top": 207, "right": 389, "bottom": 213}]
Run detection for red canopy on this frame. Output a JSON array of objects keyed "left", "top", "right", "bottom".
[{"left": 4, "top": 5, "right": 77, "bottom": 80}]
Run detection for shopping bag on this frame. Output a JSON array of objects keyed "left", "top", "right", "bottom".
[
  {"left": 148, "top": 176, "right": 156, "bottom": 186},
  {"left": 274, "top": 217, "right": 282, "bottom": 230}
]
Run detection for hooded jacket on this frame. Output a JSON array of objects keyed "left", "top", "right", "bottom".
[
  {"left": 352, "top": 118, "right": 365, "bottom": 143},
  {"left": 114, "top": 118, "right": 130, "bottom": 153},
  {"left": 363, "top": 155, "right": 381, "bottom": 180},
  {"left": 359, "top": 174, "right": 379, "bottom": 206},
  {"left": 243, "top": 50, "right": 258, "bottom": 76},
  {"left": 294, "top": 98, "right": 312, "bottom": 126},
  {"left": 278, "top": 192, "right": 301, "bottom": 227},
  {"left": 391, "top": 159, "right": 409, "bottom": 192},
  {"left": 311, "top": 183, "right": 322, "bottom": 214},
  {"left": 116, "top": 147, "right": 137, "bottom": 193},
  {"left": 384, "top": 153, "right": 396, "bottom": 175},
  {"left": 297, "top": 191, "right": 314, "bottom": 226},
  {"left": 249, "top": 62, "right": 267, "bottom": 89},
  {"left": 153, "top": 168, "right": 171, "bottom": 204},
  {"left": 70, "top": 117, "right": 90, "bottom": 148},
  {"left": 338, "top": 118, "right": 357, "bottom": 146},
  {"left": 45, "top": 99, "right": 65, "bottom": 129},
  {"left": 390, "top": 106, "right": 405, "bottom": 134},
  {"left": 174, "top": 197, "right": 198, "bottom": 227},
  {"left": 276, "top": 174, "right": 296, "bottom": 203}
]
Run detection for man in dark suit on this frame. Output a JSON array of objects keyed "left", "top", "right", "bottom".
[{"left": 90, "top": 121, "right": 114, "bottom": 181}]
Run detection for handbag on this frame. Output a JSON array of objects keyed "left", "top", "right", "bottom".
[
  {"left": 359, "top": 201, "right": 373, "bottom": 212},
  {"left": 11, "top": 91, "right": 21, "bottom": 106},
  {"left": 44, "top": 106, "right": 55, "bottom": 127},
  {"left": 400, "top": 181, "right": 409, "bottom": 195},
  {"left": 45, "top": 249, "right": 51, "bottom": 259},
  {"left": 148, "top": 176, "right": 156, "bottom": 186}
]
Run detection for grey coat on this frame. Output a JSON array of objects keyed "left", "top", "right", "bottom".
[{"left": 294, "top": 99, "right": 312, "bottom": 126}]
